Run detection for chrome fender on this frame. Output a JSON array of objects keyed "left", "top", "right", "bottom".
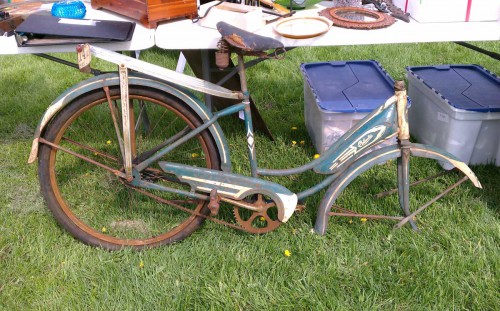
[
  {"left": 28, "top": 73, "right": 232, "bottom": 172},
  {"left": 314, "top": 143, "right": 481, "bottom": 235}
]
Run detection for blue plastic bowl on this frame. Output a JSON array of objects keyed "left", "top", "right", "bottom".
[{"left": 51, "top": 1, "right": 87, "bottom": 19}]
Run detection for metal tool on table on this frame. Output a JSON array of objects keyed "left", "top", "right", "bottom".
[{"left": 362, "top": 0, "right": 410, "bottom": 22}]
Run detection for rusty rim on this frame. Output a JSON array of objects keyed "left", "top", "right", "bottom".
[
  {"left": 46, "top": 91, "right": 217, "bottom": 248},
  {"left": 319, "top": 7, "right": 395, "bottom": 29}
]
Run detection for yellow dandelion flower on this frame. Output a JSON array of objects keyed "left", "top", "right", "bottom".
[
  {"left": 106, "top": 140, "right": 112, "bottom": 145},
  {"left": 191, "top": 153, "right": 199, "bottom": 158},
  {"left": 94, "top": 152, "right": 98, "bottom": 156},
  {"left": 292, "top": 141, "right": 297, "bottom": 146},
  {"left": 300, "top": 140, "right": 305, "bottom": 145},
  {"left": 260, "top": 216, "right": 266, "bottom": 221},
  {"left": 291, "top": 126, "right": 297, "bottom": 130},
  {"left": 139, "top": 261, "right": 144, "bottom": 268},
  {"left": 101, "top": 227, "right": 107, "bottom": 233},
  {"left": 348, "top": 219, "right": 353, "bottom": 224},
  {"left": 360, "top": 218, "right": 368, "bottom": 223},
  {"left": 284, "top": 249, "right": 291, "bottom": 257},
  {"left": 313, "top": 154, "right": 320, "bottom": 159}
]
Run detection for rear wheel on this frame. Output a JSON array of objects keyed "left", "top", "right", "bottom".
[{"left": 38, "top": 86, "right": 221, "bottom": 250}]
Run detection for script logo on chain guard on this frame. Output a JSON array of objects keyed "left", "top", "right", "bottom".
[{"left": 329, "top": 125, "right": 387, "bottom": 171}]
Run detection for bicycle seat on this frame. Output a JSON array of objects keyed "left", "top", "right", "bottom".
[{"left": 216, "top": 21, "right": 284, "bottom": 53}]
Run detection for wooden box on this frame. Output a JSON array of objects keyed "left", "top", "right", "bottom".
[{"left": 91, "top": 0, "right": 198, "bottom": 28}]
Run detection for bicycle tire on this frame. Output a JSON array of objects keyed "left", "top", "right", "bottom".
[{"left": 38, "top": 86, "right": 221, "bottom": 250}]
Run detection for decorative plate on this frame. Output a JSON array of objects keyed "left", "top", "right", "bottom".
[
  {"left": 319, "top": 7, "right": 395, "bottom": 29},
  {"left": 274, "top": 16, "right": 333, "bottom": 39}
]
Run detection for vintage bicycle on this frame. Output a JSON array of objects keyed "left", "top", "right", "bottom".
[{"left": 27, "top": 22, "right": 481, "bottom": 250}]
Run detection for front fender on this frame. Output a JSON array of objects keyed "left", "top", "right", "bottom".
[
  {"left": 409, "top": 144, "right": 481, "bottom": 188},
  {"left": 314, "top": 143, "right": 482, "bottom": 235},
  {"left": 28, "top": 73, "right": 232, "bottom": 172}
]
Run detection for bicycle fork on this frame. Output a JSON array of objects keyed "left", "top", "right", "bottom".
[{"left": 395, "top": 81, "right": 418, "bottom": 230}]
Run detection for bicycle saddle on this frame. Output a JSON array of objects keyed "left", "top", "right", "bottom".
[{"left": 216, "top": 21, "right": 284, "bottom": 53}]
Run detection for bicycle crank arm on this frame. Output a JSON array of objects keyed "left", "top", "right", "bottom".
[
  {"left": 159, "top": 162, "right": 297, "bottom": 222},
  {"left": 219, "top": 196, "right": 265, "bottom": 212}
]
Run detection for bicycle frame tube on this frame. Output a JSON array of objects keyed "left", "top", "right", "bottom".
[
  {"left": 134, "top": 103, "right": 245, "bottom": 173},
  {"left": 237, "top": 54, "right": 259, "bottom": 178}
]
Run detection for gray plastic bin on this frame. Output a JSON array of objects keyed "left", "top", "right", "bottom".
[
  {"left": 301, "top": 60, "right": 396, "bottom": 154},
  {"left": 407, "top": 64, "right": 500, "bottom": 168}
]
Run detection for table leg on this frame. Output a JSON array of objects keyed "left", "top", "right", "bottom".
[
  {"left": 201, "top": 49, "right": 213, "bottom": 111},
  {"left": 181, "top": 49, "right": 274, "bottom": 140}
]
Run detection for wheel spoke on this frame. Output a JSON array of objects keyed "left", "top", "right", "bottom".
[
  {"left": 104, "top": 86, "right": 126, "bottom": 160},
  {"left": 147, "top": 105, "right": 178, "bottom": 137},
  {"left": 135, "top": 125, "right": 190, "bottom": 163},
  {"left": 62, "top": 136, "right": 119, "bottom": 163}
]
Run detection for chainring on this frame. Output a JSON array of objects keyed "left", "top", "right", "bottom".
[{"left": 232, "top": 194, "right": 281, "bottom": 234}]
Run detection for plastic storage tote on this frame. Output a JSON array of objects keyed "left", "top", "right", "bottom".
[
  {"left": 301, "top": 60, "right": 396, "bottom": 154},
  {"left": 406, "top": 64, "right": 500, "bottom": 168}
]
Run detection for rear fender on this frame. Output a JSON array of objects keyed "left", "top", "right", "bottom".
[{"left": 28, "top": 73, "right": 232, "bottom": 172}]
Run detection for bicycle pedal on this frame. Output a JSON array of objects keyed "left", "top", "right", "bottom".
[
  {"left": 295, "top": 202, "right": 306, "bottom": 212},
  {"left": 208, "top": 189, "right": 220, "bottom": 216}
]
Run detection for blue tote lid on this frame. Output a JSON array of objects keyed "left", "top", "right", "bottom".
[
  {"left": 407, "top": 65, "right": 500, "bottom": 113},
  {"left": 300, "top": 60, "right": 395, "bottom": 113}
]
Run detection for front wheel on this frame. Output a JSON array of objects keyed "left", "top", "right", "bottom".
[{"left": 38, "top": 86, "right": 221, "bottom": 250}]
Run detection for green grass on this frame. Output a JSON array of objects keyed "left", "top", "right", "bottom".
[{"left": 1, "top": 41, "right": 499, "bottom": 310}]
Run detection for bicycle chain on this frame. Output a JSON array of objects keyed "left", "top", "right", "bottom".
[{"left": 122, "top": 182, "right": 260, "bottom": 233}]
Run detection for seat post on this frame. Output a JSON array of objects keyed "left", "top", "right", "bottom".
[{"left": 237, "top": 54, "right": 249, "bottom": 96}]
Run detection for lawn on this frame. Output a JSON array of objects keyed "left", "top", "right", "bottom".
[{"left": 1, "top": 41, "right": 499, "bottom": 310}]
